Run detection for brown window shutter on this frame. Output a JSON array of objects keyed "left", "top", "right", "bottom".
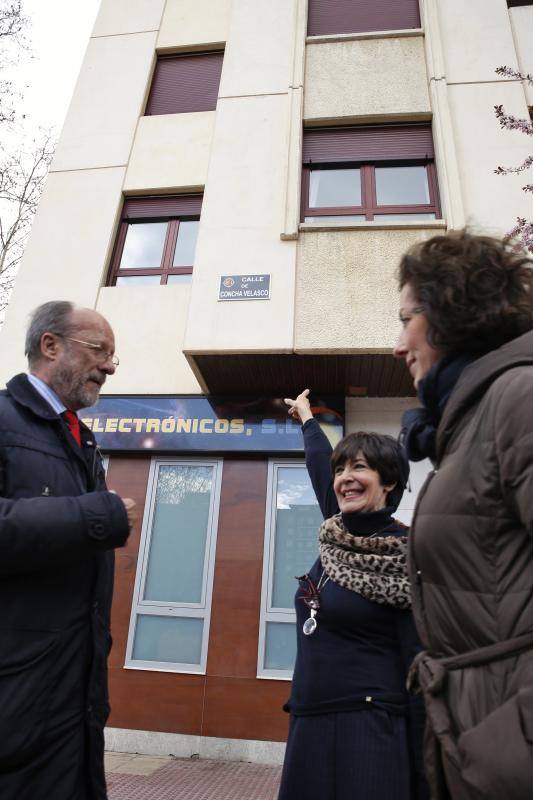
[
  {"left": 145, "top": 52, "right": 224, "bottom": 116},
  {"left": 307, "top": 0, "right": 421, "bottom": 36},
  {"left": 303, "top": 124, "right": 434, "bottom": 164},
  {"left": 123, "top": 195, "right": 203, "bottom": 220}
]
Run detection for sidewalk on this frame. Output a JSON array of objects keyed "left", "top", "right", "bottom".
[{"left": 106, "top": 752, "right": 282, "bottom": 800}]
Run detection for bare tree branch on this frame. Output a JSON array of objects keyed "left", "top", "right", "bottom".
[
  {"left": 0, "top": 130, "right": 55, "bottom": 315},
  {"left": 0, "top": 0, "right": 28, "bottom": 125}
]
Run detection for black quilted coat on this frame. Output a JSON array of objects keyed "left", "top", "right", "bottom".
[
  {"left": 0, "top": 374, "right": 129, "bottom": 800},
  {"left": 408, "top": 331, "right": 533, "bottom": 799}
]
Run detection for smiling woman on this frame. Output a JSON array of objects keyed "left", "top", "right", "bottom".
[{"left": 278, "top": 390, "right": 429, "bottom": 800}]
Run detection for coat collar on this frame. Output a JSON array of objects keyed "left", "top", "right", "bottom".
[
  {"left": 6, "top": 373, "right": 61, "bottom": 420},
  {"left": 436, "top": 329, "right": 533, "bottom": 461},
  {"left": 5, "top": 372, "right": 97, "bottom": 465}
]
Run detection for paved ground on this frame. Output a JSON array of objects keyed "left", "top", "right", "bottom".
[{"left": 105, "top": 752, "right": 282, "bottom": 800}]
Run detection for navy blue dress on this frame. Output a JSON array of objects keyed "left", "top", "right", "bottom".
[{"left": 277, "top": 419, "right": 428, "bottom": 800}]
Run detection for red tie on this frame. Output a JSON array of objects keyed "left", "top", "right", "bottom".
[{"left": 62, "top": 410, "right": 81, "bottom": 447}]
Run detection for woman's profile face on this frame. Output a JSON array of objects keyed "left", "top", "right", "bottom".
[
  {"left": 333, "top": 451, "right": 395, "bottom": 514},
  {"left": 394, "top": 283, "right": 440, "bottom": 388}
]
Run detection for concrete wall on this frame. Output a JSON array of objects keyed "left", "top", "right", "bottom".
[
  {"left": 509, "top": 5, "right": 533, "bottom": 106},
  {"left": 294, "top": 227, "right": 438, "bottom": 353},
  {"left": 124, "top": 112, "right": 215, "bottom": 192},
  {"left": 183, "top": 0, "right": 302, "bottom": 355},
  {"left": 51, "top": 32, "right": 156, "bottom": 172},
  {"left": 183, "top": 94, "right": 296, "bottom": 354},
  {"left": 96, "top": 286, "right": 201, "bottom": 394},
  {"left": 430, "top": 0, "right": 532, "bottom": 235},
  {"left": 448, "top": 81, "right": 532, "bottom": 234},
  {"left": 304, "top": 35, "right": 430, "bottom": 123},
  {"left": 93, "top": 0, "right": 165, "bottom": 37},
  {"left": 436, "top": 0, "right": 518, "bottom": 84},
  {"left": 158, "top": 0, "right": 232, "bottom": 51}
]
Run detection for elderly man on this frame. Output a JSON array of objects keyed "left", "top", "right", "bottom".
[{"left": 0, "top": 301, "right": 136, "bottom": 800}]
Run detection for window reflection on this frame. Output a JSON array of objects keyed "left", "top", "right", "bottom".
[
  {"left": 375, "top": 166, "right": 430, "bottom": 206},
  {"left": 309, "top": 168, "right": 361, "bottom": 208},
  {"left": 271, "top": 467, "right": 322, "bottom": 609},
  {"left": 173, "top": 220, "right": 199, "bottom": 266},
  {"left": 120, "top": 222, "right": 167, "bottom": 269}
]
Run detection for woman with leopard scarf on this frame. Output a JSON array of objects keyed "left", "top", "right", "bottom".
[{"left": 277, "top": 390, "right": 428, "bottom": 800}]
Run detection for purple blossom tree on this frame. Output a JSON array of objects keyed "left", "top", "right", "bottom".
[{"left": 493, "top": 66, "right": 533, "bottom": 253}]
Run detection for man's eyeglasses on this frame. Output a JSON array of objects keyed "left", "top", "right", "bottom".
[{"left": 62, "top": 336, "right": 120, "bottom": 367}]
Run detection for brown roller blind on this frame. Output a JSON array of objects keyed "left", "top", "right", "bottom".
[
  {"left": 303, "top": 124, "right": 434, "bottom": 164},
  {"left": 123, "top": 195, "right": 203, "bottom": 219},
  {"left": 307, "top": 0, "right": 421, "bottom": 36},
  {"left": 145, "top": 52, "right": 223, "bottom": 116}
]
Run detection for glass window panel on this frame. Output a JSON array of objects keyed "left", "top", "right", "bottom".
[
  {"left": 120, "top": 222, "right": 167, "bottom": 269},
  {"left": 271, "top": 467, "right": 322, "bottom": 609},
  {"left": 304, "top": 215, "right": 366, "bottom": 224},
  {"left": 373, "top": 213, "right": 437, "bottom": 221},
  {"left": 116, "top": 275, "right": 161, "bottom": 286},
  {"left": 167, "top": 274, "right": 192, "bottom": 285},
  {"left": 375, "top": 166, "right": 430, "bottom": 206},
  {"left": 173, "top": 221, "right": 199, "bottom": 266},
  {"left": 264, "top": 622, "right": 297, "bottom": 671},
  {"left": 309, "top": 169, "right": 361, "bottom": 208},
  {"left": 133, "top": 614, "right": 203, "bottom": 664},
  {"left": 143, "top": 465, "right": 213, "bottom": 604}
]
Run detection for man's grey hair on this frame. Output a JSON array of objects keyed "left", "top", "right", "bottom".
[{"left": 25, "top": 301, "right": 75, "bottom": 367}]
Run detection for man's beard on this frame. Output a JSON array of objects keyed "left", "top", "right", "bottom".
[{"left": 53, "top": 365, "right": 104, "bottom": 410}]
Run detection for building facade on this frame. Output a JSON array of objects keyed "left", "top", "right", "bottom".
[{"left": 1, "top": 0, "right": 532, "bottom": 763}]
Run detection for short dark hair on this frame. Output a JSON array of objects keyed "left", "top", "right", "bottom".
[
  {"left": 397, "top": 229, "right": 533, "bottom": 355},
  {"left": 330, "top": 431, "right": 409, "bottom": 511},
  {"left": 25, "top": 301, "right": 75, "bottom": 367}
]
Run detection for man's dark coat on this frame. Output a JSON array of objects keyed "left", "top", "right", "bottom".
[{"left": 0, "top": 374, "right": 129, "bottom": 800}]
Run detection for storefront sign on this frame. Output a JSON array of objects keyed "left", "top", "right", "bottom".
[
  {"left": 219, "top": 274, "right": 270, "bottom": 300},
  {"left": 80, "top": 396, "right": 343, "bottom": 453}
]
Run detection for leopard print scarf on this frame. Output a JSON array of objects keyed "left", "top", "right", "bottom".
[{"left": 318, "top": 513, "right": 411, "bottom": 609}]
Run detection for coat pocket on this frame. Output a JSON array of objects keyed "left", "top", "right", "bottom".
[
  {"left": 458, "top": 688, "right": 533, "bottom": 800},
  {"left": 0, "top": 629, "right": 60, "bottom": 769}
]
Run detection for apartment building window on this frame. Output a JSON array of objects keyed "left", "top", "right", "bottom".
[
  {"left": 307, "top": 0, "right": 421, "bottom": 36},
  {"left": 126, "top": 458, "right": 222, "bottom": 674},
  {"left": 258, "top": 462, "right": 323, "bottom": 679},
  {"left": 145, "top": 51, "right": 223, "bottom": 116},
  {"left": 109, "top": 195, "right": 202, "bottom": 286},
  {"left": 302, "top": 124, "right": 440, "bottom": 223}
]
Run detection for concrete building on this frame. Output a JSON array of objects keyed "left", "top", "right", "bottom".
[{"left": 1, "top": 0, "right": 531, "bottom": 764}]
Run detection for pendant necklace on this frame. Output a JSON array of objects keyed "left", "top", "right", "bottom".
[{"left": 301, "top": 570, "right": 330, "bottom": 636}]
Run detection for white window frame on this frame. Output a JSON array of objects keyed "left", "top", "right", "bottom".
[
  {"left": 125, "top": 456, "right": 222, "bottom": 675},
  {"left": 258, "top": 459, "right": 315, "bottom": 680}
]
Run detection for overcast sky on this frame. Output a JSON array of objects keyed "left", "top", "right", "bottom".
[{"left": 14, "top": 0, "right": 101, "bottom": 135}]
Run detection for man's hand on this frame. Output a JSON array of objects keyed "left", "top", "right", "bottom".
[
  {"left": 284, "top": 389, "right": 314, "bottom": 424},
  {"left": 120, "top": 497, "right": 137, "bottom": 531}
]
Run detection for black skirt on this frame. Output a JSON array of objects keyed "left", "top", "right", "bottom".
[{"left": 278, "top": 708, "right": 412, "bottom": 800}]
